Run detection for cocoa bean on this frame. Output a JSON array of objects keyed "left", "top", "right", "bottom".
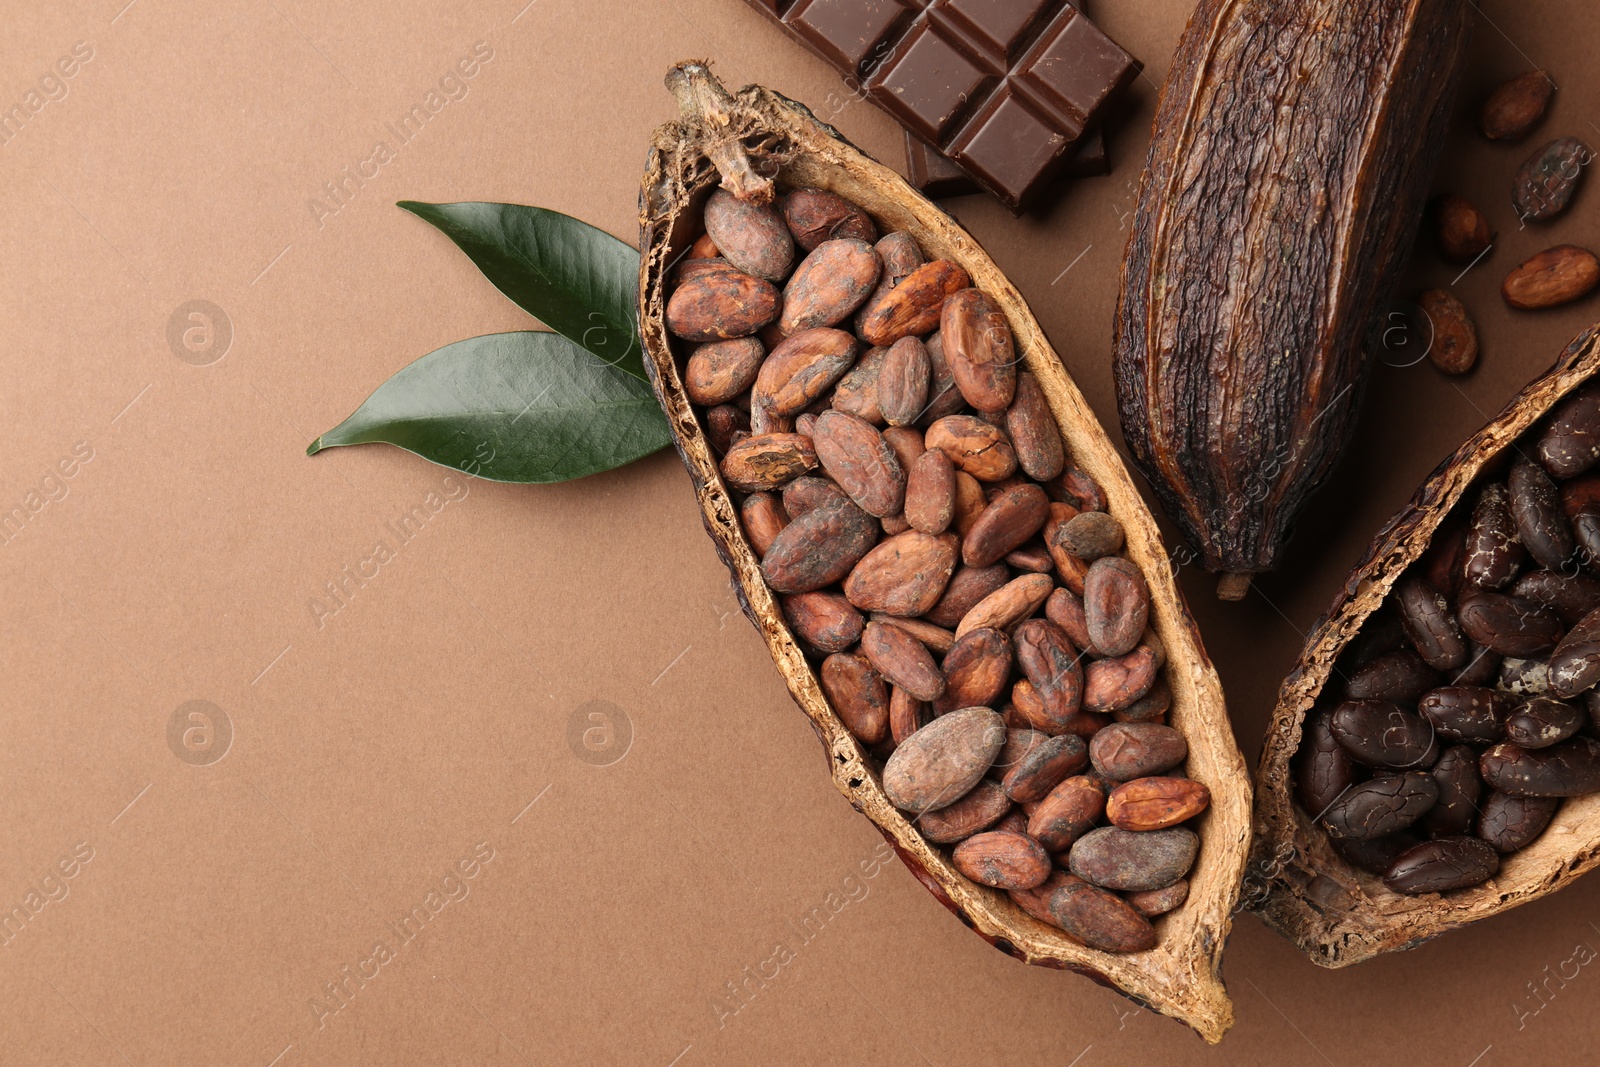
[
  {"left": 1004, "top": 541, "right": 1054, "bottom": 573},
  {"left": 1480, "top": 70, "right": 1554, "bottom": 141},
  {"left": 917, "top": 778, "right": 1009, "bottom": 843},
  {"left": 924, "top": 414, "right": 1018, "bottom": 482},
  {"left": 1506, "top": 696, "right": 1585, "bottom": 748},
  {"left": 830, "top": 345, "right": 887, "bottom": 425},
  {"left": 952, "top": 831, "right": 1051, "bottom": 890},
  {"left": 870, "top": 614, "right": 956, "bottom": 655},
  {"left": 1084, "top": 557, "right": 1150, "bottom": 657},
  {"left": 1540, "top": 381, "right": 1600, "bottom": 479},
  {"left": 998, "top": 372, "right": 1064, "bottom": 483},
  {"left": 878, "top": 336, "right": 931, "bottom": 428},
  {"left": 1431, "top": 194, "right": 1494, "bottom": 262},
  {"left": 1450, "top": 643, "right": 1503, "bottom": 687},
  {"left": 842, "top": 530, "right": 958, "bottom": 616},
  {"left": 1478, "top": 791, "right": 1559, "bottom": 852},
  {"left": 1329, "top": 700, "right": 1440, "bottom": 769},
  {"left": 820, "top": 652, "right": 889, "bottom": 746},
  {"left": 1082, "top": 646, "right": 1159, "bottom": 715},
  {"left": 1512, "top": 137, "right": 1592, "bottom": 223},
  {"left": 1510, "top": 455, "right": 1576, "bottom": 571},
  {"left": 1394, "top": 574, "right": 1468, "bottom": 671},
  {"left": 1383, "top": 837, "right": 1499, "bottom": 894},
  {"left": 1040, "top": 874, "right": 1157, "bottom": 954},
  {"left": 857, "top": 620, "right": 943, "bottom": 702},
  {"left": 741, "top": 492, "right": 789, "bottom": 557},
  {"left": 950, "top": 471, "right": 989, "bottom": 538},
  {"left": 889, "top": 685, "right": 932, "bottom": 747},
  {"left": 1463, "top": 482, "right": 1525, "bottom": 590},
  {"left": 1480, "top": 736, "right": 1600, "bottom": 796},
  {"left": 903, "top": 448, "right": 956, "bottom": 535},
  {"left": 1001, "top": 733, "right": 1088, "bottom": 803},
  {"left": 666, "top": 267, "right": 780, "bottom": 341},
  {"left": 1320, "top": 772, "right": 1439, "bottom": 841},
  {"left": 1106, "top": 777, "right": 1211, "bottom": 831},
  {"left": 1457, "top": 589, "right": 1564, "bottom": 657},
  {"left": 1418, "top": 686, "right": 1511, "bottom": 743},
  {"left": 782, "top": 591, "right": 863, "bottom": 653},
  {"left": 1418, "top": 289, "right": 1478, "bottom": 375},
  {"left": 1044, "top": 587, "right": 1093, "bottom": 651},
  {"left": 782, "top": 475, "right": 846, "bottom": 517},
  {"left": 811, "top": 410, "right": 906, "bottom": 517},
  {"left": 881, "top": 706, "right": 1006, "bottom": 813},
  {"left": 1548, "top": 605, "right": 1600, "bottom": 698},
  {"left": 703, "top": 189, "right": 794, "bottom": 281},
  {"left": 1294, "top": 707, "right": 1355, "bottom": 817},
  {"left": 1115, "top": 678, "right": 1172, "bottom": 725},
  {"left": 880, "top": 425, "right": 924, "bottom": 472},
  {"left": 1012, "top": 618, "right": 1086, "bottom": 731},
  {"left": 720, "top": 433, "right": 818, "bottom": 491},
  {"left": 753, "top": 327, "right": 859, "bottom": 418},
  {"left": 704, "top": 404, "right": 748, "bottom": 454},
  {"left": 1068, "top": 826, "right": 1199, "bottom": 892},
  {"left": 857, "top": 259, "right": 971, "bottom": 346},
  {"left": 1500, "top": 656, "right": 1552, "bottom": 696},
  {"left": 1026, "top": 775, "right": 1105, "bottom": 851},
  {"left": 1090, "top": 723, "right": 1187, "bottom": 781},
  {"left": 1333, "top": 831, "right": 1424, "bottom": 875},
  {"left": 1126, "top": 879, "right": 1189, "bottom": 918},
  {"left": 686, "top": 233, "right": 719, "bottom": 260},
  {"left": 915, "top": 332, "right": 969, "bottom": 427},
  {"left": 781, "top": 188, "right": 876, "bottom": 251},
  {"left": 923, "top": 563, "right": 1009, "bottom": 629},
  {"left": 933, "top": 627, "right": 1013, "bottom": 714},
  {"left": 1047, "top": 466, "right": 1107, "bottom": 513},
  {"left": 1422, "top": 745, "right": 1482, "bottom": 836},
  {"left": 962, "top": 484, "right": 1050, "bottom": 567},
  {"left": 954, "top": 572, "right": 1054, "bottom": 638},
  {"left": 1347, "top": 648, "right": 1440, "bottom": 704},
  {"left": 780, "top": 238, "right": 881, "bottom": 334},
  {"left": 1503, "top": 244, "right": 1600, "bottom": 309},
  {"left": 685, "top": 336, "right": 766, "bottom": 406},
  {"left": 1511, "top": 570, "right": 1600, "bottom": 624},
  {"left": 941, "top": 288, "right": 1017, "bottom": 413},
  {"left": 761, "top": 497, "right": 880, "bottom": 594},
  {"left": 1057, "top": 512, "right": 1125, "bottom": 561}
]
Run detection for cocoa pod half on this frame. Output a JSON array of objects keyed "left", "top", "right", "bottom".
[
  {"left": 1113, "top": 0, "right": 1472, "bottom": 598},
  {"left": 638, "top": 63, "right": 1247, "bottom": 1043},
  {"left": 1253, "top": 321, "right": 1600, "bottom": 967}
]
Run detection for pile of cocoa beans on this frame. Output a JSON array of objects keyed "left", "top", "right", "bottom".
[
  {"left": 665, "top": 186, "right": 1206, "bottom": 954},
  {"left": 1296, "top": 379, "right": 1600, "bottom": 894}
]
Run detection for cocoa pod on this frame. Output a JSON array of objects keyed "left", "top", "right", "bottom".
[
  {"left": 685, "top": 336, "right": 765, "bottom": 405},
  {"left": 1431, "top": 194, "right": 1494, "bottom": 262},
  {"left": 924, "top": 414, "right": 1018, "bottom": 482},
  {"left": 811, "top": 410, "right": 906, "bottom": 518},
  {"left": 753, "top": 327, "right": 858, "bottom": 418},
  {"left": 1106, "top": 777, "right": 1211, "bottom": 831},
  {"left": 1503, "top": 245, "right": 1600, "bottom": 310},
  {"left": 781, "top": 187, "right": 876, "bottom": 251},
  {"left": 779, "top": 238, "right": 881, "bottom": 334},
  {"left": 951, "top": 831, "right": 1050, "bottom": 890},
  {"left": 1480, "top": 70, "right": 1554, "bottom": 141},
  {"left": 1113, "top": 0, "right": 1472, "bottom": 595},
  {"left": 904, "top": 448, "right": 956, "bottom": 535},
  {"left": 1069, "top": 826, "right": 1199, "bottom": 892},
  {"left": 666, "top": 267, "right": 779, "bottom": 341},
  {"left": 1512, "top": 137, "right": 1592, "bottom": 224},
  {"left": 1383, "top": 837, "right": 1499, "bottom": 895},
  {"left": 820, "top": 652, "right": 889, "bottom": 746},
  {"left": 881, "top": 706, "right": 1006, "bottom": 813},
  {"left": 941, "top": 288, "right": 1017, "bottom": 413},
  {"left": 782, "top": 591, "right": 863, "bottom": 654},
  {"left": 933, "top": 627, "right": 1013, "bottom": 715},
  {"left": 720, "top": 433, "right": 817, "bottom": 491},
  {"left": 857, "top": 259, "right": 971, "bottom": 347},
  {"left": 917, "top": 779, "right": 1009, "bottom": 843},
  {"left": 843, "top": 530, "right": 957, "bottom": 617},
  {"left": 760, "top": 497, "right": 879, "bottom": 594},
  {"left": 703, "top": 188, "right": 794, "bottom": 281}
]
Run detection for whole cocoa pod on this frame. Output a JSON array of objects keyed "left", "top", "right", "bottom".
[{"left": 1113, "top": 0, "right": 1472, "bottom": 599}]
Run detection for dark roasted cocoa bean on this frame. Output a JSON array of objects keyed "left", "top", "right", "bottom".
[
  {"left": 1457, "top": 589, "right": 1564, "bottom": 656},
  {"left": 1027, "top": 775, "right": 1105, "bottom": 851},
  {"left": 1512, "top": 136, "right": 1592, "bottom": 223},
  {"left": 881, "top": 706, "right": 1006, "bottom": 813},
  {"left": 761, "top": 497, "right": 879, "bottom": 594},
  {"left": 1332, "top": 830, "right": 1424, "bottom": 875},
  {"left": 962, "top": 483, "right": 1050, "bottom": 568},
  {"left": 1002, "top": 733, "right": 1088, "bottom": 803},
  {"left": 811, "top": 410, "right": 906, "bottom": 518},
  {"left": 1500, "top": 656, "right": 1552, "bottom": 696},
  {"left": 1549, "top": 605, "right": 1600, "bottom": 698},
  {"left": 781, "top": 591, "right": 863, "bottom": 653},
  {"left": 1463, "top": 482, "right": 1525, "bottom": 590},
  {"left": 1478, "top": 791, "right": 1560, "bottom": 852},
  {"left": 779, "top": 239, "right": 880, "bottom": 334},
  {"left": 1538, "top": 380, "right": 1600, "bottom": 479},
  {"left": 1344, "top": 609, "right": 1409, "bottom": 671},
  {"left": 917, "top": 778, "right": 1009, "bottom": 843},
  {"left": 1012, "top": 619, "right": 1085, "bottom": 728},
  {"left": 1320, "top": 772, "right": 1439, "bottom": 841},
  {"left": 933, "top": 627, "right": 1013, "bottom": 715},
  {"left": 1082, "top": 645, "right": 1158, "bottom": 714},
  {"left": 1422, "top": 745, "right": 1482, "bottom": 837},
  {"left": 860, "top": 620, "right": 946, "bottom": 702},
  {"left": 1089, "top": 722, "right": 1187, "bottom": 781},
  {"left": 1512, "top": 570, "right": 1600, "bottom": 625},
  {"left": 1383, "top": 837, "right": 1499, "bottom": 894},
  {"left": 1575, "top": 506, "right": 1600, "bottom": 574},
  {"left": 842, "top": 530, "right": 958, "bottom": 616},
  {"left": 1511, "top": 455, "right": 1577, "bottom": 572},
  {"left": 703, "top": 188, "right": 794, "bottom": 281},
  {"left": 1295, "top": 707, "right": 1356, "bottom": 818},
  {"left": 1084, "top": 557, "right": 1150, "bottom": 658},
  {"left": 1480, "top": 736, "right": 1600, "bottom": 796},
  {"left": 1068, "top": 826, "right": 1199, "bottom": 892},
  {"left": 878, "top": 336, "right": 931, "bottom": 428},
  {"left": 752, "top": 327, "right": 858, "bottom": 417},
  {"left": 1506, "top": 696, "right": 1586, "bottom": 748},
  {"left": 1394, "top": 574, "right": 1468, "bottom": 671},
  {"left": 1329, "top": 700, "right": 1440, "bottom": 769},
  {"left": 820, "top": 652, "right": 889, "bottom": 746},
  {"left": 1004, "top": 372, "right": 1065, "bottom": 482},
  {"left": 1449, "top": 642, "right": 1502, "bottom": 687},
  {"left": 1418, "top": 686, "right": 1511, "bottom": 743},
  {"left": 1346, "top": 648, "right": 1441, "bottom": 704}
]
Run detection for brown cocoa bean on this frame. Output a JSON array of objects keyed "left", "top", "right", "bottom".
[
  {"left": 1463, "top": 482, "right": 1525, "bottom": 590},
  {"left": 1512, "top": 137, "right": 1592, "bottom": 223},
  {"left": 1002, "top": 372, "right": 1065, "bottom": 482},
  {"left": 704, "top": 403, "right": 747, "bottom": 454},
  {"left": 924, "top": 414, "right": 1018, "bottom": 482},
  {"left": 1422, "top": 745, "right": 1482, "bottom": 837},
  {"left": 781, "top": 188, "right": 876, "bottom": 251},
  {"left": 830, "top": 345, "right": 887, "bottom": 425},
  {"left": 1125, "top": 879, "right": 1189, "bottom": 918},
  {"left": 1481, "top": 736, "right": 1600, "bottom": 796},
  {"left": 720, "top": 433, "right": 817, "bottom": 491},
  {"left": 1082, "top": 646, "right": 1159, "bottom": 715},
  {"left": 1320, "top": 772, "right": 1439, "bottom": 841},
  {"left": 916, "top": 331, "right": 968, "bottom": 427},
  {"left": 903, "top": 448, "right": 957, "bottom": 536},
  {"left": 955, "top": 572, "right": 1054, "bottom": 638},
  {"left": 1115, "top": 678, "right": 1172, "bottom": 724},
  {"left": 685, "top": 336, "right": 765, "bottom": 406},
  {"left": 741, "top": 492, "right": 788, "bottom": 557},
  {"left": 1480, "top": 70, "right": 1554, "bottom": 141},
  {"left": 811, "top": 410, "right": 906, "bottom": 518},
  {"left": 933, "top": 627, "right": 1013, "bottom": 714},
  {"left": 1418, "top": 686, "right": 1511, "bottom": 743},
  {"left": 941, "top": 288, "right": 1016, "bottom": 413},
  {"left": 1451, "top": 643, "right": 1503, "bottom": 687},
  {"left": 842, "top": 530, "right": 958, "bottom": 617},
  {"left": 781, "top": 476, "right": 845, "bottom": 517},
  {"left": 951, "top": 471, "right": 988, "bottom": 537},
  {"left": 1044, "top": 587, "right": 1093, "bottom": 651},
  {"left": 779, "top": 238, "right": 881, "bottom": 334},
  {"left": 962, "top": 483, "right": 1050, "bottom": 568},
  {"left": 1106, "top": 777, "right": 1211, "bottom": 831},
  {"left": 1057, "top": 512, "right": 1125, "bottom": 562},
  {"left": 1503, "top": 244, "right": 1600, "bottom": 309},
  {"left": 686, "top": 233, "right": 719, "bottom": 260},
  {"left": 857, "top": 260, "right": 971, "bottom": 346},
  {"left": 952, "top": 831, "right": 1050, "bottom": 890},
  {"left": 1383, "top": 837, "right": 1499, "bottom": 895},
  {"left": 1013, "top": 619, "right": 1085, "bottom": 728},
  {"left": 860, "top": 620, "right": 946, "bottom": 702},
  {"left": 1090, "top": 723, "right": 1186, "bottom": 781},
  {"left": 1005, "top": 541, "right": 1054, "bottom": 574},
  {"left": 1540, "top": 381, "right": 1600, "bottom": 478},
  {"left": 1477, "top": 791, "right": 1559, "bottom": 852},
  {"left": 923, "top": 564, "right": 1009, "bottom": 629},
  {"left": 1329, "top": 700, "right": 1440, "bottom": 769},
  {"left": 1432, "top": 194, "right": 1495, "bottom": 262},
  {"left": 1001, "top": 733, "right": 1088, "bottom": 803},
  {"left": 880, "top": 425, "right": 924, "bottom": 472},
  {"left": 782, "top": 591, "right": 863, "bottom": 654},
  {"left": 870, "top": 614, "right": 956, "bottom": 655},
  {"left": 820, "top": 652, "right": 889, "bottom": 746},
  {"left": 1084, "top": 558, "right": 1150, "bottom": 658},
  {"left": 1506, "top": 696, "right": 1586, "bottom": 748},
  {"left": 1039, "top": 873, "right": 1157, "bottom": 953},
  {"left": 1068, "top": 826, "right": 1198, "bottom": 892},
  {"left": 881, "top": 706, "right": 1006, "bottom": 813},
  {"left": 878, "top": 336, "right": 931, "bottom": 428},
  {"left": 917, "top": 779, "right": 1010, "bottom": 843},
  {"left": 761, "top": 497, "right": 880, "bottom": 594},
  {"left": 703, "top": 188, "right": 794, "bottom": 281},
  {"left": 889, "top": 685, "right": 931, "bottom": 746},
  {"left": 753, "top": 327, "right": 858, "bottom": 417},
  {"left": 666, "top": 267, "right": 779, "bottom": 341},
  {"left": 1027, "top": 775, "right": 1105, "bottom": 851},
  {"left": 1458, "top": 589, "right": 1564, "bottom": 657},
  {"left": 1511, "top": 455, "right": 1576, "bottom": 572},
  {"left": 1418, "top": 288, "right": 1478, "bottom": 375}
]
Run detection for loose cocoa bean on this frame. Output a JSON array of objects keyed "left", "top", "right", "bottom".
[
  {"left": 1418, "top": 289, "right": 1478, "bottom": 376},
  {"left": 843, "top": 530, "right": 958, "bottom": 616},
  {"left": 1506, "top": 696, "right": 1585, "bottom": 748},
  {"left": 933, "top": 627, "right": 1013, "bottom": 714},
  {"left": 1068, "top": 826, "right": 1199, "bottom": 892},
  {"left": 916, "top": 332, "right": 968, "bottom": 427},
  {"left": 917, "top": 778, "right": 1010, "bottom": 843},
  {"left": 1450, "top": 643, "right": 1503, "bottom": 687},
  {"left": 1394, "top": 574, "right": 1468, "bottom": 671},
  {"left": 1503, "top": 245, "right": 1600, "bottom": 309},
  {"left": 1320, "top": 772, "right": 1439, "bottom": 841},
  {"left": 1478, "top": 791, "right": 1559, "bottom": 852},
  {"left": 1383, "top": 837, "right": 1499, "bottom": 894},
  {"left": 857, "top": 260, "right": 972, "bottom": 346},
  {"left": 820, "top": 652, "right": 889, "bottom": 746},
  {"left": 1329, "top": 700, "right": 1440, "bottom": 769},
  {"left": 666, "top": 267, "right": 780, "bottom": 341},
  {"left": 1480, "top": 736, "right": 1600, "bottom": 796},
  {"left": 1500, "top": 656, "right": 1552, "bottom": 696},
  {"left": 1432, "top": 194, "right": 1494, "bottom": 262},
  {"left": 1106, "top": 777, "right": 1211, "bottom": 831},
  {"left": 761, "top": 497, "right": 880, "bottom": 594},
  {"left": 782, "top": 591, "right": 863, "bottom": 653},
  {"left": 720, "top": 433, "right": 818, "bottom": 491},
  {"left": 1480, "top": 70, "right": 1554, "bottom": 141},
  {"left": 1027, "top": 775, "right": 1105, "bottom": 851},
  {"left": 881, "top": 706, "right": 1006, "bottom": 813},
  {"left": 1084, "top": 557, "right": 1149, "bottom": 657},
  {"left": 952, "top": 831, "right": 1051, "bottom": 890},
  {"left": 753, "top": 327, "right": 859, "bottom": 417},
  {"left": 963, "top": 483, "right": 1050, "bottom": 568},
  {"left": 1512, "top": 137, "right": 1592, "bottom": 223},
  {"left": 1047, "top": 466, "right": 1107, "bottom": 513},
  {"left": 1004, "top": 541, "right": 1054, "bottom": 574},
  {"left": 780, "top": 238, "right": 881, "bottom": 334},
  {"left": 1011, "top": 618, "right": 1086, "bottom": 728},
  {"left": 811, "top": 410, "right": 906, "bottom": 518},
  {"left": 924, "top": 414, "right": 1018, "bottom": 482},
  {"left": 1090, "top": 723, "right": 1187, "bottom": 781},
  {"left": 1422, "top": 745, "right": 1482, "bottom": 836}
]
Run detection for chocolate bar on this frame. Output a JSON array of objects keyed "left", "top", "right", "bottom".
[
  {"left": 904, "top": 128, "right": 1106, "bottom": 200},
  {"left": 744, "top": 0, "right": 1139, "bottom": 212}
]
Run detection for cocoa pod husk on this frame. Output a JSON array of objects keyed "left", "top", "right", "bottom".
[
  {"left": 638, "top": 62, "right": 1246, "bottom": 1041},
  {"left": 1253, "top": 321, "right": 1600, "bottom": 967}
]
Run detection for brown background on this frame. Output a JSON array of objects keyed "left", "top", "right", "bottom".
[{"left": 3, "top": 0, "right": 1599, "bottom": 1063}]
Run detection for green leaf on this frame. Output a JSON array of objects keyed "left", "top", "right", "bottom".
[
  {"left": 398, "top": 200, "right": 646, "bottom": 381},
  {"left": 306, "top": 332, "right": 670, "bottom": 483}
]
